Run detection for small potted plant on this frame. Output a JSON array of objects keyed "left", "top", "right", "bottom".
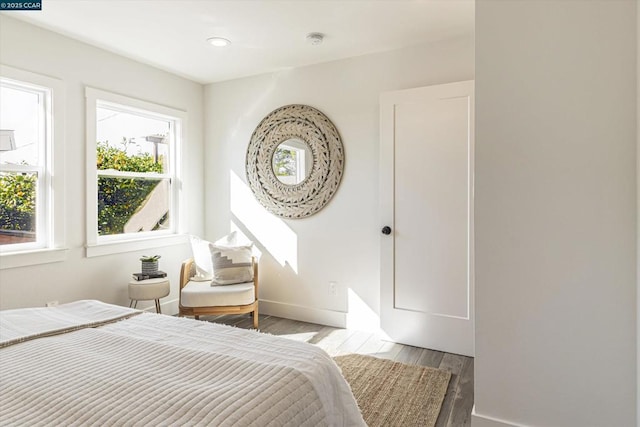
[{"left": 140, "top": 255, "right": 161, "bottom": 274}]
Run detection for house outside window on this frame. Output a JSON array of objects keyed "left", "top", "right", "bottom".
[
  {"left": 85, "top": 88, "right": 184, "bottom": 255},
  {"left": 0, "top": 66, "right": 65, "bottom": 266}
]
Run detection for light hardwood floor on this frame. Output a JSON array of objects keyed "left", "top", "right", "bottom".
[{"left": 202, "top": 313, "right": 474, "bottom": 427}]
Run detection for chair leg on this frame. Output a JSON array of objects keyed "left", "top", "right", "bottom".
[
  {"left": 252, "top": 308, "right": 259, "bottom": 329},
  {"left": 195, "top": 315, "right": 199, "bottom": 320},
  {"left": 155, "top": 299, "right": 161, "bottom": 314}
]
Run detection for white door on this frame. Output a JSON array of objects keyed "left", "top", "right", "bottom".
[{"left": 379, "top": 80, "right": 474, "bottom": 357}]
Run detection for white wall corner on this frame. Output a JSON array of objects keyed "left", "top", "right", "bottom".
[
  {"left": 259, "top": 300, "right": 346, "bottom": 328},
  {"left": 636, "top": 0, "right": 640, "bottom": 423},
  {"left": 471, "top": 407, "right": 529, "bottom": 427}
]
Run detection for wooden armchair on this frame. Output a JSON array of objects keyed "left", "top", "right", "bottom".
[{"left": 178, "top": 257, "right": 259, "bottom": 328}]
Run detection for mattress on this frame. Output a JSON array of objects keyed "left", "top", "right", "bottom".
[{"left": 0, "top": 300, "right": 365, "bottom": 426}]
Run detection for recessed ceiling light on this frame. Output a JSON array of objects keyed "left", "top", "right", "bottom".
[
  {"left": 207, "top": 37, "right": 231, "bottom": 47},
  {"left": 306, "top": 33, "right": 324, "bottom": 45}
]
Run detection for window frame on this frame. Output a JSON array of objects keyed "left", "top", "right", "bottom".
[
  {"left": 85, "top": 87, "right": 185, "bottom": 257},
  {"left": 0, "top": 65, "right": 66, "bottom": 269},
  {"left": 1, "top": 79, "right": 49, "bottom": 252}
]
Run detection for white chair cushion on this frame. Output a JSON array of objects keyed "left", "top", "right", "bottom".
[{"left": 181, "top": 280, "right": 255, "bottom": 308}]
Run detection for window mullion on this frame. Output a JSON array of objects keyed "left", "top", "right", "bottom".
[
  {"left": 96, "top": 170, "right": 171, "bottom": 180},
  {"left": 0, "top": 164, "right": 41, "bottom": 173}
]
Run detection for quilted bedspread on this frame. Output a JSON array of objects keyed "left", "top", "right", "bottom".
[{"left": 0, "top": 300, "right": 365, "bottom": 426}]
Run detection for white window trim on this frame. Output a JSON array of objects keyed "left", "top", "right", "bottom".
[
  {"left": 85, "top": 87, "right": 185, "bottom": 257},
  {"left": 0, "top": 65, "right": 66, "bottom": 269}
]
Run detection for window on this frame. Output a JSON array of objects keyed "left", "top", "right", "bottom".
[
  {"left": 86, "top": 88, "right": 183, "bottom": 254},
  {"left": 0, "top": 66, "right": 65, "bottom": 266}
]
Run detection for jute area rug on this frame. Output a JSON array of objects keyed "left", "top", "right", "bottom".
[{"left": 334, "top": 354, "right": 451, "bottom": 427}]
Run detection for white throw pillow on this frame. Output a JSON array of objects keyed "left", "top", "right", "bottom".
[
  {"left": 189, "top": 235, "right": 214, "bottom": 281},
  {"left": 190, "top": 233, "right": 255, "bottom": 285},
  {"left": 214, "top": 230, "right": 252, "bottom": 248},
  {"left": 210, "top": 243, "right": 254, "bottom": 286}
]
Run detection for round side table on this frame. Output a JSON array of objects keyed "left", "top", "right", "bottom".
[{"left": 128, "top": 278, "right": 170, "bottom": 314}]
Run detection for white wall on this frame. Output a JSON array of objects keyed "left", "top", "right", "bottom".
[
  {"left": 474, "top": 1, "right": 636, "bottom": 426},
  {"left": 0, "top": 16, "right": 204, "bottom": 312},
  {"left": 204, "top": 36, "right": 474, "bottom": 326}
]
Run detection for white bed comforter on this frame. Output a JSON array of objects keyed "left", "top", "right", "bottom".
[{"left": 0, "top": 300, "right": 365, "bottom": 427}]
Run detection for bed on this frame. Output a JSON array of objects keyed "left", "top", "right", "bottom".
[{"left": 0, "top": 300, "right": 366, "bottom": 426}]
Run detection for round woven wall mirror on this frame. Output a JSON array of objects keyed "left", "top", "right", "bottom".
[{"left": 246, "top": 104, "right": 344, "bottom": 219}]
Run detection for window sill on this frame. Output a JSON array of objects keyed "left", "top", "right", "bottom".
[
  {"left": 86, "top": 234, "right": 189, "bottom": 258},
  {"left": 0, "top": 248, "right": 68, "bottom": 269}
]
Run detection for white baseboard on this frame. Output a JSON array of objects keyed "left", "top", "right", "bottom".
[
  {"left": 259, "top": 299, "right": 346, "bottom": 328},
  {"left": 471, "top": 406, "right": 528, "bottom": 427}
]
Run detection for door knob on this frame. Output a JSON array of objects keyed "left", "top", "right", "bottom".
[{"left": 381, "top": 226, "right": 392, "bottom": 235}]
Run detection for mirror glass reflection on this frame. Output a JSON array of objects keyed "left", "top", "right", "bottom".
[{"left": 272, "top": 139, "right": 312, "bottom": 185}]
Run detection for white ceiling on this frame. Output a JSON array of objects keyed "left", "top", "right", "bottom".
[{"left": 10, "top": 0, "right": 474, "bottom": 84}]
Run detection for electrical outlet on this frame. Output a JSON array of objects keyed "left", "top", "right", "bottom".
[
  {"left": 328, "top": 281, "right": 337, "bottom": 296},
  {"left": 46, "top": 300, "right": 58, "bottom": 307}
]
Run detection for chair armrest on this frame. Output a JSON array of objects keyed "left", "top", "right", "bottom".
[
  {"left": 180, "top": 258, "right": 195, "bottom": 290},
  {"left": 252, "top": 256, "right": 259, "bottom": 300}
]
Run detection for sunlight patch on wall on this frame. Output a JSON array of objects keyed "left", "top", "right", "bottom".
[
  {"left": 346, "top": 288, "right": 385, "bottom": 336},
  {"left": 229, "top": 170, "right": 298, "bottom": 272},
  {"left": 229, "top": 220, "right": 263, "bottom": 259}
]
